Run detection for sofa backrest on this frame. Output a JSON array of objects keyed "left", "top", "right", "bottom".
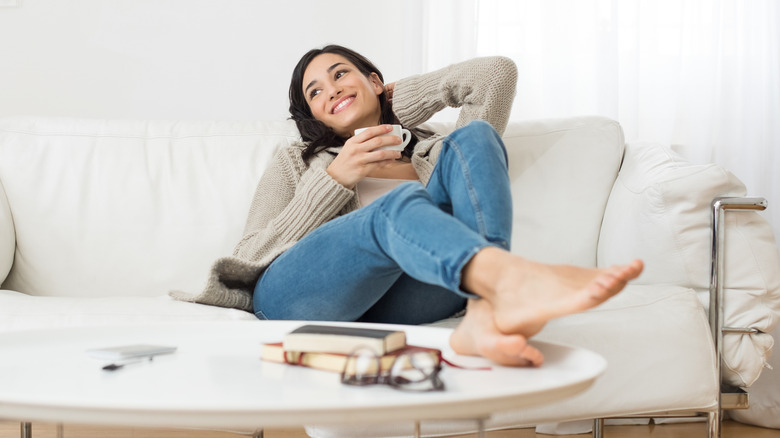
[
  {"left": 0, "top": 116, "right": 624, "bottom": 298},
  {"left": 0, "top": 117, "right": 299, "bottom": 297},
  {"left": 501, "top": 116, "right": 625, "bottom": 266}
]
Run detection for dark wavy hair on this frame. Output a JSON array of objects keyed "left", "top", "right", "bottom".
[{"left": 289, "top": 45, "right": 416, "bottom": 163}]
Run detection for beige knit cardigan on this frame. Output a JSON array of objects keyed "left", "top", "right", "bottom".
[{"left": 171, "top": 56, "right": 518, "bottom": 312}]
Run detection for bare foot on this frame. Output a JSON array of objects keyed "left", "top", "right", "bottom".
[
  {"left": 450, "top": 298, "right": 544, "bottom": 367},
  {"left": 463, "top": 248, "right": 643, "bottom": 337}
]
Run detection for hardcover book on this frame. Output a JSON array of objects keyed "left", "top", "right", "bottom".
[{"left": 282, "top": 324, "right": 407, "bottom": 355}]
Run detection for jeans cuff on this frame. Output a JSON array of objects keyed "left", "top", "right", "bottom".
[
  {"left": 452, "top": 244, "right": 490, "bottom": 300},
  {"left": 454, "top": 240, "right": 511, "bottom": 299}
]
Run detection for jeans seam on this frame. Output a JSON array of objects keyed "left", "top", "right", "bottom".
[{"left": 445, "top": 135, "right": 488, "bottom": 238}]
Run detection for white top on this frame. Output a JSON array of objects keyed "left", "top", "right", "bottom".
[
  {"left": 357, "top": 177, "right": 414, "bottom": 206},
  {"left": 0, "top": 321, "right": 606, "bottom": 429}
]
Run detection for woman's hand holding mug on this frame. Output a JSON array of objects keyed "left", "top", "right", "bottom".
[{"left": 326, "top": 125, "right": 405, "bottom": 189}]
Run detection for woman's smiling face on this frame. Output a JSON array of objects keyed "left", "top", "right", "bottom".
[{"left": 302, "top": 53, "right": 385, "bottom": 138}]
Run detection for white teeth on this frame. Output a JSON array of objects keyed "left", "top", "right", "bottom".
[{"left": 333, "top": 98, "right": 353, "bottom": 113}]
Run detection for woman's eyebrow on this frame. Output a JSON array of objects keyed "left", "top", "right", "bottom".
[{"left": 304, "top": 62, "right": 348, "bottom": 95}]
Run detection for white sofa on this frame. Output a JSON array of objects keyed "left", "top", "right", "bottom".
[{"left": 1, "top": 116, "right": 778, "bottom": 437}]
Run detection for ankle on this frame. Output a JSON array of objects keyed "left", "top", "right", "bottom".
[{"left": 461, "top": 246, "right": 507, "bottom": 301}]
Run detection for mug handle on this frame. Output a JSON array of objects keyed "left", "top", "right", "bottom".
[{"left": 400, "top": 128, "right": 412, "bottom": 147}]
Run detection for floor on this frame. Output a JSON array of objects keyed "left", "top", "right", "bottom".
[{"left": 1, "top": 420, "right": 778, "bottom": 438}]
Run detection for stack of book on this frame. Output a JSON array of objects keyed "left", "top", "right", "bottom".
[{"left": 261, "top": 324, "right": 441, "bottom": 373}]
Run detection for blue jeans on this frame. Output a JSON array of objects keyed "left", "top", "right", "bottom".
[{"left": 253, "top": 120, "right": 512, "bottom": 324}]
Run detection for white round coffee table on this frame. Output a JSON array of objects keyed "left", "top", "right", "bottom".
[{"left": 0, "top": 320, "right": 605, "bottom": 435}]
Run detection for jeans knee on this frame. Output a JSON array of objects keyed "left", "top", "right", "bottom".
[
  {"left": 463, "top": 119, "right": 496, "bottom": 137},
  {"left": 447, "top": 120, "right": 508, "bottom": 166}
]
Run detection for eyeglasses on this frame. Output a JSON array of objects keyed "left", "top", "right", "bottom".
[{"left": 341, "top": 346, "right": 445, "bottom": 392}]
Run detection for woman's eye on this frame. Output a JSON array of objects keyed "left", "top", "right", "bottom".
[
  {"left": 309, "top": 89, "right": 321, "bottom": 99},
  {"left": 335, "top": 70, "right": 348, "bottom": 79}
]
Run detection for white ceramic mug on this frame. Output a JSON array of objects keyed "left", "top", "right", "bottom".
[{"left": 354, "top": 125, "right": 411, "bottom": 151}]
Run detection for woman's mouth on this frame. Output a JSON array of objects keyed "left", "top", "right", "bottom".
[{"left": 331, "top": 96, "right": 355, "bottom": 114}]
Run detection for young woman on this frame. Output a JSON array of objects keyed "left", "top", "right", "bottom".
[{"left": 178, "top": 45, "right": 643, "bottom": 366}]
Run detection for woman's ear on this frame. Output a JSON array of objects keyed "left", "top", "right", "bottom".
[{"left": 369, "top": 72, "right": 384, "bottom": 95}]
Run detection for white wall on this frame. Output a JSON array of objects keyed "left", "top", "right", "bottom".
[{"left": 0, "top": 0, "right": 424, "bottom": 121}]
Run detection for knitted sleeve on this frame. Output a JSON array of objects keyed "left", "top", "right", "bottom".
[
  {"left": 392, "top": 56, "right": 518, "bottom": 135},
  {"left": 232, "top": 146, "right": 355, "bottom": 264}
]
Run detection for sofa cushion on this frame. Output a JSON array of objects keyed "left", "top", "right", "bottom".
[
  {"left": 598, "top": 141, "right": 780, "bottom": 387},
  {"left": 0, "top": 117, "right": 300, "bottom": 298},
  {"left": 0, "top": 178, "right": 13, "bottom": 285},
  {"left": 0, "top": 290, "right": 256, "bottom": 332}
]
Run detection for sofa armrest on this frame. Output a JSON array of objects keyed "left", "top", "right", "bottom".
[
  {"left": 0, "top": 178, "right": 14, "bottom": 286},
  {"left": 598, "top": 141, "right": 780, "bottom": 388},
  {"left": 709, "top": 197, "right": 768, "bottom": 338}
]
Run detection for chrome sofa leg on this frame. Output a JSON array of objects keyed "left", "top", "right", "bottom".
[
  {"left": 20, "top": 422, "right": 31, "bottom": 438},
  {"left": 708, "top": 410, "right": 720, "bottom": 438},
  {"left": 592, "top": 418, "right": 604, "bottom": 438}
]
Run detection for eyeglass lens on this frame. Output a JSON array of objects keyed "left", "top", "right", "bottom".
[{"left": 341, "top": 347, "right": 444, "bottom": 392}]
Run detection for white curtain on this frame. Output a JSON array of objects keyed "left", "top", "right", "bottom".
[{"left": 422, "top": 0, "right": 780, "bottom": 240}]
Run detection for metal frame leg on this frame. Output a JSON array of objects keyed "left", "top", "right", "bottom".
[
  {"left": 593, "top": 418, "right": 604, "bottom": 438},
  {"left": 475, "top": 418, "right": 486, "bottom": 438},
  {"left": 708, "top": 410, "right": 720, "bottom": 438},
  {"left": 19, "top": 422, "right": 63, "bottom": 438},
  {"left": 412, "top": 418, "right": 487, "bottom": 438}
]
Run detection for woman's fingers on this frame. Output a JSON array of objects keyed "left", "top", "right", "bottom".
[
  {"left": 348, "top": 125, "right": 403, "bottom": 154},
  {"left": 326, "top": 127, "right": 402, "bottom": 188},
  {"left": 385, "top": 82, "right": 395, "bottom": 101}
]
